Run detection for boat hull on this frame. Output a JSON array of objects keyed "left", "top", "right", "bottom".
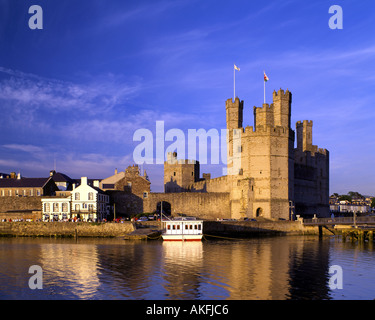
[{"left": 162, "top": 234, "right": 203, "bottom": 241}]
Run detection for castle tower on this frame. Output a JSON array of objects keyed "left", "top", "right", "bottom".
[
  {"left": 164, "top": 152, "right": 200, "bottom": 193},
  {"left": 294, "top": 120, "right": 330, "bottom": 218},
  {"left": 239, "top": 89, "right": 295, "bottom": 220}
]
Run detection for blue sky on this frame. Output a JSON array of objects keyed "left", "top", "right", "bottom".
[{"left": 0, "top": 0, "right": 374, "bottom": 195}]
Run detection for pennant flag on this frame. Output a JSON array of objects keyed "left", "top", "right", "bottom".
[
  {"left": 234, "top": 64, "right": 240, "bottom": 71},
  {"left": 264, "top": 71, "right": 269, "bottom": 82}
]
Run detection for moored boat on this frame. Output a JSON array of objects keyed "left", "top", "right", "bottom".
[{"left": 162, "top": 217, "right": 203, "bottom": 241}]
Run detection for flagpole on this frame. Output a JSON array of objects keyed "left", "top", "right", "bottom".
[
  {"left": 233, "top": 65, "right": 235, "bottom": 101},
  {"left": 263, "top": 70, "right": 266, "bottom": 104}
]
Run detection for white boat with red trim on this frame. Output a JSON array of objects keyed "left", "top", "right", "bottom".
[{"left": 162, "top": 217, "right": 203, "bottom": 241}]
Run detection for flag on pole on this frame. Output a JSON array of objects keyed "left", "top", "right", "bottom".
[
  {"left": 264, "top": 71, "right": 269, "bottom": 82},
  {"left": 234, "top": 64, "right": 240, "bottom": 71}
]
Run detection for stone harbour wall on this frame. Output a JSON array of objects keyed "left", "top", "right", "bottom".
[{"left": 0, "top": 221, "right": 135, "bottom": 237}]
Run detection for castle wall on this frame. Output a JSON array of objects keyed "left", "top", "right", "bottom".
[
  {"left": 143, "top": 192, "right": 231, "bottom": 220},
  {"left": 294, "top": 150, "right": 330, "bottom": 218},
  {"left": 0, "top": 196, "right": 42, "bottom": 212},
  {"left": 186, "top": 175, "right": 230, "bottom": 193}
]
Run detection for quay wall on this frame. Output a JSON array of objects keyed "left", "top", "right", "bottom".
[
  {"left": 203, "top": 220, "right": 321, "bottom": 236},
  {"left": 0, "top": 221, "right": 135, "bottom": 237},
  {"left": 0, "top": 220, "right": 324, "bottom": 238}
]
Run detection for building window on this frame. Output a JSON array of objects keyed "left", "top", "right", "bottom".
[
  {"left": 30, "top": 189, "right": 33, "bottom": 196},
  {"left": 143, "top": 192, "right": 148, "bottom": 199},
  {"left": 8, "top": 190, "right": 12, "bottom": 196},
  {"left": 167, "top": 225, "right": 171, "bottom": 230},
  {"left": 88, "top": 204, "right": 94, "bottom": 212},
  {"left": 75, "top": 193, "right": 80, "bottom": 200},
  {"left": 53, "top": 203, "right": 59, "bottom": 212},
  {"left": 88, "top": 192, "right": 93, "bottom": 200},
  {"left": 62, "top": 203, "right": 68, "bottom": 212},
  {"left": 37, "top": 190, "right": 40, "bottom": 196},
  {"left": 1, "top": 190, "right": 4, "bottom": 196},
  {"left": 173, "top": 172, "right": 176, "bottom": 176},
  {"left": 44, "top": 203, "right": 50, "bottom": 212},
  {"left": 75, "top": 204, "right": 80, "bottom": 211}
]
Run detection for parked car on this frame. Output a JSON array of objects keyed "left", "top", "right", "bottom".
[{"left": 138, "top": 216, "right": 148, "bottom": 222}]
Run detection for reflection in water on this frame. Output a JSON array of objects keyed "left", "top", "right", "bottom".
[
  {"left": 2, "top": 236, "right": 373, "bottom": 300},
  {"left": 161, "top": 241, "right": 203, "bottom": 299},
  {"left": 40, "top": 244, "right": 100, "bottom": 299}
]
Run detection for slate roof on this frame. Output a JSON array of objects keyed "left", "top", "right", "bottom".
[
  {"left": 51, "top": 172, "right": 74, "bottom": 183},
  {"left": 0, "top": 177, "right": 52, "bottom": 188}
]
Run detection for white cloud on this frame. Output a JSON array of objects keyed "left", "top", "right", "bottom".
[
  {"left": 2, "top": 144, "right": 44, "bottom": 154},
  {"left": 0, "top": 67, "right": 141, "bottom": 116}
]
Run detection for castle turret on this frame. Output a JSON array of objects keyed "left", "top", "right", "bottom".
[
  {"left": 296, "top": 120, "right": 316, "bottom": 153},
  {"left": 226, "top": 97, "right": 243, "bottom": 130},
  {"left": 273, "top": 89, "right": 292, "bottom": 128},
  {"left": 226, "top": 98, "right": 243, "bottom": 175},
  {"left": 253, "top": 103, "right": 274, "bottom": 127}
]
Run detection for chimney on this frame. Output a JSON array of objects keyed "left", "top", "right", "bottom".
[
  {"left": 81, "top": 177, "right": 88, "bottom": 185},
  {"left": 93, "top": 180, "right": 100, "bottom": 188},
  {"left": 115, "top": 168, "right": 118, "bottom": 175},
  {"left": 17, "top": 172, "right": 21, "bottom": 180}
]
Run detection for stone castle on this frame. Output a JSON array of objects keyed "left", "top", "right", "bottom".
[{"left": 144, "top": 88, "right": 329, "bottom": 220}]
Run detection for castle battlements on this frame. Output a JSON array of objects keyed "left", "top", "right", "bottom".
[
  {"left": 164, "top": 159, "right": 197, "bottom": 165},
  {"left": 296, "top": 120, "right": 313, "bottom": 126},
  {"left": 241, "top": 124, "right": 289, "bottom": 137},
  {"left": 273, "top": 88, "right": 291, "bottom": 99},
  {"left": 253, "top": 103, "right": 274, "bottom": 112}
]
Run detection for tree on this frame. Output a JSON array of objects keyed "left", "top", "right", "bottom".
[
  {"left": 348, "top": 191, "right": 363, "bottom": 199},
  {"left": 338, "top": 195, "right": 352, "bottom": 202}
]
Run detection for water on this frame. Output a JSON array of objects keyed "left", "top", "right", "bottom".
[{"left": 0, "top": 236, "right": 374, "bottom": 300}]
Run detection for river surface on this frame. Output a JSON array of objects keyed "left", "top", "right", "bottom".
[{"left": 0, "top": 236, "right": 374, "bottom": 300}]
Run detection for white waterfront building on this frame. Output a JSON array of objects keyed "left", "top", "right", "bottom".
[{"left": 42, "top": 177, "right": 110, "bottom": 221}]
